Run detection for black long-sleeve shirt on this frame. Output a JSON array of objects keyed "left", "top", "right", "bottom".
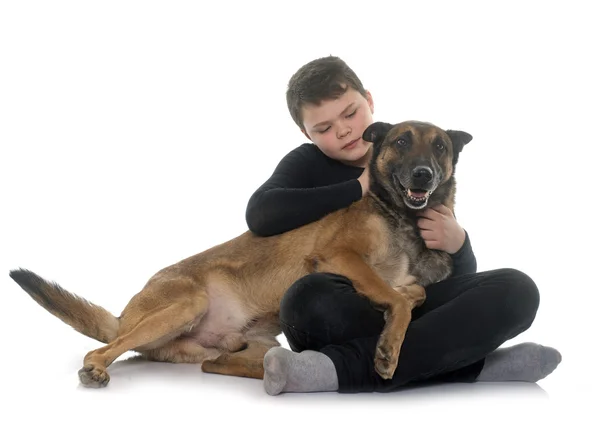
[{"left": 246, "top": 143, "right": 477, "bottom": 277}]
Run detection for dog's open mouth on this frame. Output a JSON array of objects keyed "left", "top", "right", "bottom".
[
  {"left": 398, "top": 185, "right": 432, "bottom": 209},
  {"left": 404, "top": 188, "right": 431, "bottom": 208},
  {"left": 393, "top": 174, "right": 434, "bottom": 209}
]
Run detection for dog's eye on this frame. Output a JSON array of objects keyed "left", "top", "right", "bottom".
[
  {"left": 435, "top": 143, "right": 445, "bottom": 151},
  {"left": 396, "top": 132, "right": 412, "bottom": 147}
]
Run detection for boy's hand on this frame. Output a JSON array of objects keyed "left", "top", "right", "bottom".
[
  {"left": 358, "top": 167, "right": 370, "bottom": 196},
  {"left": 416, "top": 205, "right": 466, "bottom": 254}
]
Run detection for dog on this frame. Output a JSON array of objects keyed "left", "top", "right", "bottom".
[{"left": 9, "top": 120, "right": 472, "bottom": 388}]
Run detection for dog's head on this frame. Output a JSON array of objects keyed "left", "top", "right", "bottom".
[{"left": 363, "top": 120, "right": 472, "bottom": 210}]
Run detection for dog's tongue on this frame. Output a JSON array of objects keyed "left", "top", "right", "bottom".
[{"left": 408, "top": 189, "right": 427, "bottom": 198}]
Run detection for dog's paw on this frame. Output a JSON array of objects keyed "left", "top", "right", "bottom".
[
  {"left": 374, "top": 342, "right": 398, "bottom": 380},
  {"left": 78, "top": 364, "right": 110, "bottom": 388}
]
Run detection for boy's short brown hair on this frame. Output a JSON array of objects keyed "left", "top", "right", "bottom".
[{"left": 286, "top": 56, "right": 367, "bottom": 131}]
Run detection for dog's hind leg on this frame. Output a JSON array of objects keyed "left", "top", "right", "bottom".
[
  {"left": 144, "top": 338, "right": 221, "bottom": 364},
  {"left": 201, "top": 339, "right": 276, "bottom": 379},
  {"left": 78, "top": 278, "right": 209, "bottom": 388}
]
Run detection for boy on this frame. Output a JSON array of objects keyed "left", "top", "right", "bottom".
[{"left": 245, "top": 56, "right": 561, "bottom": 395}]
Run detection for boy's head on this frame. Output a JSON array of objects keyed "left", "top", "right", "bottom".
[{"left": 286, "top": 56, "right": 375, "bottom": 167}]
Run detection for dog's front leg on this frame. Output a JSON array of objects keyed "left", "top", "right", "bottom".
[{"left": 314, "top": 249, "right": 423, "bottom": 380}]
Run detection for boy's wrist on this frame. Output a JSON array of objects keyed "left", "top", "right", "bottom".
[{"left": 449, "top": 229, "right": 467, "bottom": 255}]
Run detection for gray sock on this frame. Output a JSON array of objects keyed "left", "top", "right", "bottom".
[
  {"left": 476, "top": 342, "right": 562, "bottom": 382},
  {"left": 263, "top": 347, "right": 339, "bottom": 395}
]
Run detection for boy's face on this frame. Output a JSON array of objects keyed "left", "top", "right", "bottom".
[{"left": 301, "top": 88, "right": 375, "bottom": 167}]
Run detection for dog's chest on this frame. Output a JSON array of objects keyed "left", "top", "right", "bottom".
[
  {"left": 368, "top": 219, "right": 423, "bottom": 288},
  {"left": 371, "top": 253, "right": 414, "bottom": 288}
]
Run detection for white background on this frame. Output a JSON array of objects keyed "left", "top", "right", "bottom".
[{"left": 1, "top": 0, "right": 598, "bottom": 420}]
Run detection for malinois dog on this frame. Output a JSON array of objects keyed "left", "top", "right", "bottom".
[{"left": 9, "top": 120, "right": 472, "bottom": 388}]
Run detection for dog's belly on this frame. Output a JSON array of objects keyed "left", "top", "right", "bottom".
[{"left": 186, "top": 281, "right": 251, "bottom": 348}]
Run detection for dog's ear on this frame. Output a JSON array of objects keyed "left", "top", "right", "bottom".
[
  {"left": 363, "top": 122, "right": 393, "bottom": 145},
  {"left": 446, "top": 130, "right": 473, "bottom": 155}
]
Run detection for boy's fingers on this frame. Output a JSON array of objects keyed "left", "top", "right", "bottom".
[
  {"left": 424, "top": 240, "right": 442, "bottom": 250},
  {"left": 432, "top": 204, "right": 455, "bottom": 217},
  {"left": 416, "top": 209, "right": 437, "bottom": 220},
  {"left": 419, "top": 230, "right": 436, "bottom": 240},
  {"left": 430, "top": 204, "right": 448, "bottom": 214},
  {"left": 417, "top": 218, "right": 435, "bottom": 230}
]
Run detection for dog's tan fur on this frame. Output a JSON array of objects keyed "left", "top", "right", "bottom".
[{"left": 9, "top": 120, "right": 472, "bottom": 387}]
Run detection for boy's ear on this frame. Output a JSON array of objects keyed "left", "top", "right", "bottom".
[{"left": 363, "top": 122, "right": 393, "bottom": 144}]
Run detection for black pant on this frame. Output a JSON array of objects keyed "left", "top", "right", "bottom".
[{"left": 279, "top": 268, "right": 540, "bottom": 393}]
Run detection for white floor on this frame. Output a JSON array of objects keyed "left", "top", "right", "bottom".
[{"left": 0, "top": 324, "right": 588, "bottom": 422}]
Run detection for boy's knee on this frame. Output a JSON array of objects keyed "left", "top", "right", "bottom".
[
  {"left": 492, "top": 268, "right": 540, "bottom": 326},
  {"left": 280, "top": 273, "right": 341, "bottom": 329}
]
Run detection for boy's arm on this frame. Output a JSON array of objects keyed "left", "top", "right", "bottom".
[
  {"left": 449, "top": 230, "right": 477, "bottom": 276},
  {"left": 246, "top": 145, "right": 363, "bottom": 236}
]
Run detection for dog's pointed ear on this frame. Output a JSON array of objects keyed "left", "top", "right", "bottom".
[
  {"left": 363, "top": 122, "right": 393, "bottom": 145},
  {"left": 446, "top": 130, "right": 473, "bottom": 155}
]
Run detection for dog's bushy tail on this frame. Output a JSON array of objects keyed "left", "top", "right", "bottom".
[{"left": 9, "top": 268, "right": 119, "bottom": 344}]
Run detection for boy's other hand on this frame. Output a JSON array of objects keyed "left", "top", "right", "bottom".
[{"left": 416, "top": 205, "right": 466, "bottom": 254}]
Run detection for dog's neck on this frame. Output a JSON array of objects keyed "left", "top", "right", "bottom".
[{"left": 366, "top": 186, "right": 413, "bottom": 227}]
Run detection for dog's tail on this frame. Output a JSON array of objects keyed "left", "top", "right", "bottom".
[{"left": 9, "top": 268, "right": 119, "bottom": 344}]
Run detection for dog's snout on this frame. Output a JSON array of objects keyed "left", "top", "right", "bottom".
[{"left": 412, "top": 166, "right": 433, "bottom": 182}]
